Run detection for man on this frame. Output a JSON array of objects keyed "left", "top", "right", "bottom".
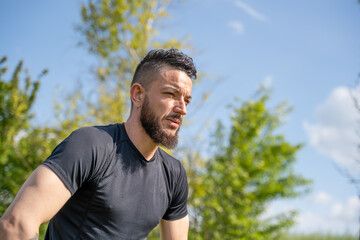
[{"left": 0, "top": 48, "right": 197, "bottom": 239}]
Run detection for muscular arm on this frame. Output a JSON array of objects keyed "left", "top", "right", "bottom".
[
  {"left": 160, "top": 215, "right": 189, "bottom": 240},
  {"left": 0, "top": 165, "right": 71, "bottom": 240}
]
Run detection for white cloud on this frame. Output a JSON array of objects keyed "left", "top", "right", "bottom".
[
  {"left": 293, "top": 194, "right": 359, "bottom": 234},
  {"left": 265, "top": 193, "right": 359, "bottom": 234},
  {"left": 228, "top": 21, "right": 245, "bottom": 35},
  {"left": 294, "top": 211, "right": 330, "bottom": 233},
  {"left": 329, "top": 203, "right": 343, "bottom": 218},
  {"left": 312, "top": 191, "right": 332, "bottom": 205},
  {"left": 329, "top": 196, "right": 360, "bottom": 221},
  {"left": 234, "top": 1, "right": 267, "bottom": 22},
  {"left": 303, "top": 86, "right": 360, "bottom": 174},
  {"left": 260, "top": 202, "right": 294, "bottom": 221}
]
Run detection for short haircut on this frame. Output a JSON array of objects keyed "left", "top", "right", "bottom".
[{"left": 131, "top": 48, "right": 197, "bottom": 90}]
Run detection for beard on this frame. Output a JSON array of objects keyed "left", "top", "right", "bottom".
[{"left": 140, "top": 95, "right": 180, "bottom": 149}]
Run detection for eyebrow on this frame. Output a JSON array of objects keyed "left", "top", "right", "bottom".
[{"left": 162, "top": 86, "right": 192, "bottom": 100}]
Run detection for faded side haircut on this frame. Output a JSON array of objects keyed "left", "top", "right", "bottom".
[{"left": 131, "top": 48, "right": 197, "bottom": 90}]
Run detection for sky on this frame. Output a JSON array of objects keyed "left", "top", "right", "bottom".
[{"left": 1, "top": 0, "right": 360, "bottom": 235}]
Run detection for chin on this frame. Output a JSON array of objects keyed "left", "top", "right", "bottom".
[
  {"left": 163, "top": 129, "right": 176, "bottom": 136},
  {"left": 162, "top": 126, "right": 178, "bottom": 136},
  {"left": 162, "top": 122, "right": 177, "bottom": 131}
]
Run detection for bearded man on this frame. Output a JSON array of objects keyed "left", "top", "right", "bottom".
[{"left": 0, "top": 48, "right": 197, "bottom": 240}]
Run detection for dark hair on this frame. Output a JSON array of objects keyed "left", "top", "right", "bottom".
[{"left": 131, "top": 48, "right": 197, "bottom": 90}]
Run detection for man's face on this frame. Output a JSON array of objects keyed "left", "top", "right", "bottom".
[{"left": 140, "top": 66, "right": 192, "bottom": 149}]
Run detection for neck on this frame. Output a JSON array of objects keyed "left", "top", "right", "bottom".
[{"left": 124, "top": 116, "right": 158, "bottom": 161}]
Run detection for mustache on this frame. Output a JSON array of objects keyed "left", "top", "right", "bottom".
[{"left": 167, "top": 114, "right": 182, "bottom": 124}]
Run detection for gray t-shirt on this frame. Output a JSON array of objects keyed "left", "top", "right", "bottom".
[{"left": 42, "top": 123, "right": 188, "bottom": 240}]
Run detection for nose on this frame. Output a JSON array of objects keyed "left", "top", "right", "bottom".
[{"left": 174, "top": 97, "right": 187, "bottom": 115}]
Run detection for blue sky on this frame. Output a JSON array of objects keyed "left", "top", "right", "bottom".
[{"left": 1, "top": 0, "right": 360, "bottom": 235}]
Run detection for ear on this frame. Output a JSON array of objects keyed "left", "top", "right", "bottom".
[{"left": 130, "top": 83, "right": 145, "bottom": 108}]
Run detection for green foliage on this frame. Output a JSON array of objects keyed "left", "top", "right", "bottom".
[
  {"left": 55, "top": 0, "right": 192, "bottom": 135},
  {"left": 0, "top": 57, "right": 39, "bottom": 165},
  {"left": 72, "top": 0, "right": 187, "bottom": 125},
  {"left": 0, "top": 57, "right": 53, "bottom": 238},
  {"left": 191, "top": 89, "right": 311, "bottom": 239},
  {"left": 1, "top": 57, "right": 42, "bottom": 211}
]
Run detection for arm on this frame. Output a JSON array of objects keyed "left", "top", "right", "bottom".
[
  {"left": 0, "top": 165, "right": 71, "bottom": 240},
  {"left": 160, "top": 215, "right": 189, "bottom": 240}
]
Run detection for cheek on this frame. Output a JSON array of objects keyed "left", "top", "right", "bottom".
[
  {"left": 157, "top": 98, "right": 175, "bottom": 112},
  {"left": 149, "top": 94, "right": 176, "bottom": 117},
  {"left": 150, "top": 102, "right": 170, "bottom": 120}
]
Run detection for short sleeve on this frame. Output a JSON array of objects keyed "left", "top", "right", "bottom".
[
  {"left": 42, "top": 127, "right": 110, "bottom": 195},
  {"left": 162, "top": 164, "right": 189, "bottom": 220}
]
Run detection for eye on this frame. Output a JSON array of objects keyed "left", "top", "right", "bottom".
[{"left": 164, "top": 92, "right": 175, "bottom": 96}]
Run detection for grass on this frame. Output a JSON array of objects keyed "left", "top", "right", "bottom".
[{"left": 280, "top": 232, "right": 358, "bottom": 240}]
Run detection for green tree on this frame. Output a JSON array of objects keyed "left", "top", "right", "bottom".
[
  {"left": 54, "top": 0, "right": 198, "bottom": 139},
  {"left": 0, "top": 57, "right": 53, "bottom": 237},
  {"left": 194, "top": 89, "right": 311, "bottom": 240},
  {"left": 58, "top": 0, "right": 190, "bottom": 128},
  {"left": 0, "top": 56, "right": 42, "bottom": 212}
]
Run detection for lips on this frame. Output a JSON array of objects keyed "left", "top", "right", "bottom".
[
  {"left": 168, "top": 118, "right": 180, "bottom": 124},
  {"left": 166, "top": 116, "right": 182, "bottom": 128}
]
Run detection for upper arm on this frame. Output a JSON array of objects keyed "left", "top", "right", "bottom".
[
  {"left": 160, "top": 215, "right": 189, "bottom": 240},
  {"left": 0, "top": 165, "right": 71, "bottom": 237}
]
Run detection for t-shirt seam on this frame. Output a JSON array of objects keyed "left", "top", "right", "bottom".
[
  {"left": 77, "top": 128, "right": 119, "bottom": 239},
  {"left": 75, "top": 192, "right": 98, "bottom": 240},
  {"left": 95, "top": 142, "right": 118, "bottom": 184},
  {"left": 42, "top": 161, "right": 100, "bottom": 239}
]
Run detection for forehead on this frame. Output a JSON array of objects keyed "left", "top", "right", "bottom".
[{"left": 153, "top": 66, "right": 192, "bottom": 92}]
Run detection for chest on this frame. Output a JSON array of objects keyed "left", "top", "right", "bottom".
[{"left": 74, "top": 153, "right": 172, "bottom": 233}]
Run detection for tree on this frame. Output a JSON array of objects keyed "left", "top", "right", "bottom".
[
  {"left": 58, "top": 0, "right": 190, "bottom": 128},
  {"left": 53, "top": 0, "right": 198, "bottom": 140},
  {"left": 0, "top": 57, "right": 43, "bottom": 212},
  {"left": 0, "top": 57, "right": 53, "bottom": 237},
  {"left": 193, "top": 89, "right": 311, "bottom": 240}
]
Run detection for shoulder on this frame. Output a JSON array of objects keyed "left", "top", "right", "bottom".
[
  {"left": 69, "top": 124, "right": 120, "bottom": 147},
  {"left": 158, "top": 148, "right": 183, "bottom": 168},
  {"left": 72, "top": 124, "right": 117, "bottom": 139},
  {"left": 157, "top": 148, "right": 187, "bottom": 180}
]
